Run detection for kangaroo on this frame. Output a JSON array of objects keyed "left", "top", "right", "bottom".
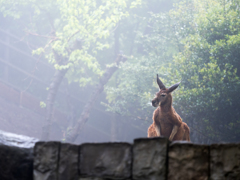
[{"left": 148, "top": 74, "right": 190, "bottom": 141}]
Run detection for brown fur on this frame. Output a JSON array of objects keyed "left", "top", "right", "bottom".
[{"left": 147, "top": 77, "right": 190, "bottom": 141}]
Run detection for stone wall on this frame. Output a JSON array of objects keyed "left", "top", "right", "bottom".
[
  {"left": 1, "top": 137, "right": 240, "bottom": 180},
  {"left": 0, "top": 144, "right": 33, "bottom": 180},
  {"left": 33, "top": 138, "right": 240, "bottom": 180}
]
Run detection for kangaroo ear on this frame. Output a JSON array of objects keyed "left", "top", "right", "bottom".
[
  {"left": 157, "top": 74, "right": 166, "bottom": 90},
  {"left": 168, "top": 82, "right": 181, "bottom": 93}
]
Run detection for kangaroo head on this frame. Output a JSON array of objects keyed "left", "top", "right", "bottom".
[{"left": 152, "top": 74, "right": 180, "bottom": 107}]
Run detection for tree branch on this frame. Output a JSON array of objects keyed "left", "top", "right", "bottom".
[
  {"left": 65, "top": 55, "right": 127, "bottom": 143},
  {"left": 41, "top": 51, "right": 68, "bottom": 140}
]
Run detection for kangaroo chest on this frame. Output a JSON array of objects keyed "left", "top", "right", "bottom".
[{"left": 157, "top": 110, "right": 175, "bottom": 138}]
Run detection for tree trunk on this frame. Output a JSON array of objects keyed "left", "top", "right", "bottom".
[
  {"left": 65, "top": 55, "right": 127, "bottom": 143},
  {"left": 41, "top": 67, "right": 68, "bottom": 140}
]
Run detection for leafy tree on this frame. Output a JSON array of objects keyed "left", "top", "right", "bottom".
[
  {"left": 105, "top": 0, "right": 240, "bottom": 143},
  {"left": 0, "top": 0, "right": 141, "bottom": 141},
  {"left": 2, "top": 0, "right": 240, "bottom": 143},
  {"left": 168, "top": 0, "right": 240, "bottom": 143},
  {"left": 104, "top": 2, "right": 178, "bottom": 124}
]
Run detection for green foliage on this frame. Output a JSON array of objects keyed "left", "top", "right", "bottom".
[
  {"left": 104, "top": 1, "right": 179, "bottom": 120},
  {"left": 40, "top": 101, "right": 46, "bottom": 108},
  {"left": 167, "top": 0, "right": 240, "bottom": 143},
  {"left": 105, "top": 0, "right": 240, "bottom": 143},
  {"left": 0, "top": 0, "right": 137, "bottom": 86},
  {"left": 2, "top": 0, "right": 240, "bottom": 143}
]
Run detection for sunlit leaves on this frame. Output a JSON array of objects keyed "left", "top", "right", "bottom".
[
  {"left": 104, "top": 0, "right": 240, "bottom": 143},
  {"left": 164, "top": 0, "right": 240, "bottom": 143},
  {"left": 130, "top": 0, "right": 142, "bottom": 8},
  {"left": 0, "top": 0, "right": 140, "bottom": 87},
  {"left": 40, "top": 101, "right": 46, "bottom": 108}
]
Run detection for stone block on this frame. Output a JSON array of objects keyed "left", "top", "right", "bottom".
[
  {"left": 132, "top": 137, "right": 168, "bottom": 180},
  {"left": 0, "top": 144, "right": 33, "bottom": 180},
  {"left": 80, "top": 143, "right": 132, "bottom": 179},
  {"left": 168, "top": 141, "right": 209, "bottom": 180},
  {"left": 79, "top": 178, "right": 108, "bottom": 180},
  {"left": 58, "top": 143, "right": 79, "bottom": 180},
  {"left": 79, "top": 178, "right": 131, "bottom": 180},
  {"left": 34, "top": 141, "right": 60, "bottom": 180},
  {"left": 210, "top": 143, "right": 240, "bottom": 180}
]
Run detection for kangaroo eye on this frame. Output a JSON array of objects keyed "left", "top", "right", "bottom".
[{"left": 161, "top": 94, "right": 166, "bottom": 97}]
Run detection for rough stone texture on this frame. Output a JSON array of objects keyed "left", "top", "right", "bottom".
[
  {"left": 0, "top": 144, "right": 33, "bottom": 180},
  {"left": 79, "top": 178, "right": 109, "bottom": 180},
  {"left": 210, "top": 143, "right": 240, "bottom": 180},
  {"left": 168, "top": 141, "right": 209, "bottom": 180},
  {"left": 79, "top": 177, "right": 132, "bottom": 180},
  {"left": 58, "top": 143, "right": 79, "bottom": 180},
  {"left": 79, "top": 176, "right": 131, "bottom": 180},
  {"left": 80, "top": 143, "right": 132, "bottom": 179},
  {"left": 4, "top": 139, "right": 240, "bottom": 180},
  {"left": 132, "top": 137, "right": 168, "bottom": 180},
  {"left": 34, "top": 141, "right": 60, "bottom": 180},
  {"left": 79, "top": 179, "right": 131, "bottom": 180}
]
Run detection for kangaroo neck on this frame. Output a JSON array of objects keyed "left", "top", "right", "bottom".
[{"left": 159, "top": 95, "right": 172, "bottom": 112}]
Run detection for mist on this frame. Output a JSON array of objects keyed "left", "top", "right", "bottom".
[{"left": 0, "top": 0, "right": 239, "bottom": 145}]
